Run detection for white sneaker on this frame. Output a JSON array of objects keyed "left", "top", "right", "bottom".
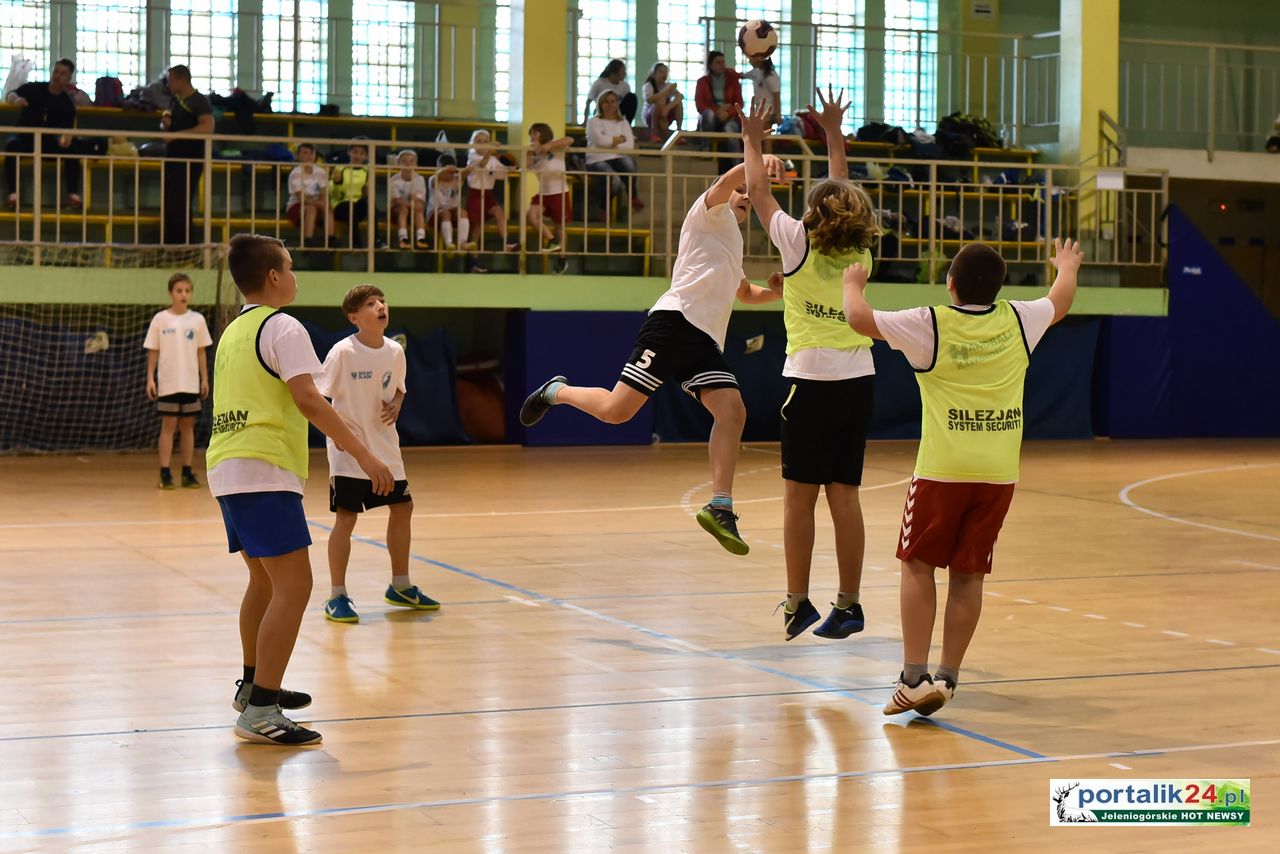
[{"left": 883, "top": 673, "right": 946, "bottom": 716}]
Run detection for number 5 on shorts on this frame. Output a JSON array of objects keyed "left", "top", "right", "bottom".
[{"left": 634, "top": 349, "right": 656, "bottom": 369}]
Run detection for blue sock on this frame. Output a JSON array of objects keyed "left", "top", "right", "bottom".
[
  {"left": 544, "top": 381, "right": 567, "bottom": 404},
  {"left": 710, "top": 492, "right": 733, "bottom": 509}
]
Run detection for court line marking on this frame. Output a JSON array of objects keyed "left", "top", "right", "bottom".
[
  {"left": 7, "top": 736, "right": 1280, "bottom": 841},
  {"left": 7, "top": 660, "right": 1280, "bottom": 746},
  {"left": 1118, "top": 463, "right": 1280, "bottom": 543},
  {"left": 307, "top": 520, "right": 1045, "bottom": 760}
]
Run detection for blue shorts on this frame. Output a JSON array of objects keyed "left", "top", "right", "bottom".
[{"left": 217, "top": 491, "right": 312, "bottom": 558}]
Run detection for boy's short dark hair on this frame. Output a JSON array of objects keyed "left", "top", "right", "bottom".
[
  {"left": 167, "top": 272, "right": 192, "bottom": 292},
  {"left": 296, "top": 142, "right": 316, "bottom": 154},
  {"left": 54, "top": 58, "right": 75, "bottom": 73},
  {"left": 437, "top": 153, "right": 456, "bottom": 168},
  {"left": 948, "top": 243, "right": 1008, "bottom": 305},
  {"left": 168, "top": 64, "right": 191, "bottom": 82},
  {"left": 342, "top": 283, "right": 385, "bottom": 317},
  {"left": 227, "top": 234, "right": 286, "bottom": 296}
]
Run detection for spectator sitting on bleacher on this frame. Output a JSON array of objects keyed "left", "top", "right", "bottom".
[
  {"left": 426, "top": 154, "right": 469, "bottom": 252},
  {"left": 287, "top": 143, "right": 333, "bottom": 247},
  {"left": 466, "top": 130, "right": 518, "bottom": 253},
  {"left": 526, "top": 122, "right": 573, "bottom": 261},
  {"left": 642, "top": 63, "right": 684, "bottom": 140},
  {"left": 331, "top": 138, "right": 377, "bottom": 248},
  {"left": 695, "top": 51, "right": 744, "bottom": 153},
  {"left": 389, "top": 149, "right": 429, "bottom": 250},
  {"left": 585, "top": 60, "right": 637, "bottom": 125},
  {"left": 586, "top": 91, "right": 644, "bottom": 220},
  {"left": 4, "top": 58, "right": 82, "bottom": 210}
]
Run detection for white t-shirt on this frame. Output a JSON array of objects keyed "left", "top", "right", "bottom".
[
  {"left": 316, "top": 335, "right": 407, "bottom": 481},
  {"left": 531, "top": 151, "right": 567, "bottom": 195},
  {"left": 745, "top": 67, "right": 781, "bottom": 106},
  {"left": 287, "top": 164, "right": 329, "bottom": 207},
  {"left": 768, "top": 210, "right": 876, "bottom": 381},
  {"left": 587, "top": 77, "right": 631, "bottom": 107},
  {"left": 650, "top": 191, "right": 743, "bottom": 350},
  {"left": 585, "top": 117, "right": 635, "bottom": 164},
  {"left": 143, "top": 308, "right": 212, "bottom": 396},
  {"left": 427, "top": 174, "right": 461, "bottom": 211},
  {"left": 642, "top": 80, "right": 677, "bottom": 105},
  {"left": 208, "top": 306, "right": 324, "bottom": 498},
  {"left": 466, "top": 149, "right": 508, "bottom": 190},
  {"left": 389, "top": 172, "right": 427, "bottom": 204},
  {"left": 873, "top": 298, "right": 1057, "bottom": 370}
]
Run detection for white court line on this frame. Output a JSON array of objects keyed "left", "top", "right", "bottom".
[
  {"left": 1231, "top": 560, "right": 1280, "bottom": 571},
  {"left": 1048, "top": 606, "right": 1071, "bottom": 612},
  {"left": 1122, "top": 622, "right": 1146, "bottom": 629},
  {"left": 1014, "top": 598, "right": 1037, "bottom": 605},
  {"left": 504, "top": 595, "right": 541, "bottom": 608},
  {"left": 1257, "top": 648, "right": 1280, "bottom": 655},
  {"left": 1083, "top": 614, "right": 1107, "bottom": 620},
  {"left": 1110, "top": 763, "right": 1133, "bottom": 771},
  {"left": 1162, "top": 630, "right": 1189, "bottom": 638},
  {"left": 1207, "top": 639, "right": 1235, "bottom": 646},
  {"left": 1118, "top": 463, "right": 1280, "bottom": 543}
]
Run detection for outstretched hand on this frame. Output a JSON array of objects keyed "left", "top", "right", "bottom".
[
  {"left": 762, "top": 154, "right": 788, "bottom": 183},
  {"left": 736, "top": 98, "right": 774, "bottom": 147},
  {"left": 807, "top": 85, "right": 849, "bottom": 136},
  {"left": 1050, "top": 237, "right": 1084, "bottom": 273},
  {"left": 767, "top": 271, "right": 784, "bottom": 297}
]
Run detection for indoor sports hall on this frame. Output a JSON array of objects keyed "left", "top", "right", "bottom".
[{"left": 0, "top": 1, "right": 1277, "bottom": 851}]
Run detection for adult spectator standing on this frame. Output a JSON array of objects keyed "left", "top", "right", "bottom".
[
  {"left": 3, "top": 58, "right": 82, "bottom": 209},
  {"left": 161, "top": 65, "right": 214, "bottom": 245},
  {"left": 695, "top": 51, "right": 744, "bottom": 156}
]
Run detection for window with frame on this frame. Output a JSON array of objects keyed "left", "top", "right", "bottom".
[
  {"left": 654, "top": 0, "right": 713, "bottom": 116},
  {"left": 812, "top": 0, "right": 865, "bottom": 133},
  {"left": 736, "top": 1, "right": 790, "bottom": 117},
  {"left": 351, "top": 0, "right": 414, "bottom": 117},
  {"left": 74, "top": 1, "right": 146, "bottom": 85},
  {"left": 169, "top": 0, "right": 238, "bottom": 96},
  {"left": 883, "top": 0, "right": 937, "bottom": 130},
  {"left": 493, "top": 3, "right": 510, "bottom": 122},
  {"left": 261, "top": 0, "right": 328, "bottom": 113},
  {"left": 575, "top": 0, "right": 634, "bottom": 122},
  {"left": 0, "top": 0, "right": 50, "bottom": 80}
]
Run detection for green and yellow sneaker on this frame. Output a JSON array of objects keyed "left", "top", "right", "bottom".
[{"left": 696, "top": 503, "right": 749, "bottom": 555}]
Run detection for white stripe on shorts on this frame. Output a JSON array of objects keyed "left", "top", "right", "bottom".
[{"left": 621, "top": 366, "right": 661, "bottom": 390}]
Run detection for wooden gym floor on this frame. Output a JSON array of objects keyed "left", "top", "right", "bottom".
[{"left": 0, "top": 439, "right": 1277, "bottom": 852}]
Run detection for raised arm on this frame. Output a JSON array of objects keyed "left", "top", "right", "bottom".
[
  {"left": 735, "top": 100, "right": 788, "bottom": 230},
  {"left": 807, "top": 85, "right": 849, "bottom": 181},
  {"left": 1047, "top": 237, "right": 1084, "bottom": 323},
  {"left": 842, "top": 262, "right": 884, "bottom": 340}
]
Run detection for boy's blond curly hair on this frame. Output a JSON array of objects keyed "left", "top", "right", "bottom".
[{"left": 801, "top": 179, "right": 880, "bottom": 256}]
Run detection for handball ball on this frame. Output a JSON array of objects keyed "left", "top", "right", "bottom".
[{"left": 738, "top": 19, "right": 778, "bottom": 60}]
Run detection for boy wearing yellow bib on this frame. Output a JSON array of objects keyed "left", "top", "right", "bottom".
[
  {"left": 209, "top": 234, "right": 393, "bottom": 746},
  {"left": 741, "top": 89, "right": 881, "bottom": 641},
  {"left": 844, "top": 238, "right": 1084, "bottom": 716}
]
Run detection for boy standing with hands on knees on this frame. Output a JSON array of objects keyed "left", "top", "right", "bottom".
[
  {"left": 843, "top": 238, "right": 1083, "bottom": 716},
  {"left": 208, "top": 234, "right": 393, "bottom": 746}
]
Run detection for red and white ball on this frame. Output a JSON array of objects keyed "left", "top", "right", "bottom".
[{"left": 738, "top": 19, "right": 778, "bottom": 60}]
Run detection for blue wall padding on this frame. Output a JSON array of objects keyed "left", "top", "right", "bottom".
[{"left": 1094, "top": 315, "right": 1174, "bottom": 438}]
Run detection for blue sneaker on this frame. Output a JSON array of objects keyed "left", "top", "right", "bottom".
[
  {"left": 813, "top": 602, "right": 865, "bottom": 639},
  {"left": 384, "top": 585, "right": 440, "bottom": 610},
  {"left": 777, "top": 598, "right": 820, "bottom": 641},
  {"left": 324, "top": 594, "right": 360, "bottom": 623}
]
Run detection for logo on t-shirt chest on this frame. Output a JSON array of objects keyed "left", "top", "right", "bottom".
[{"left": 350, "top": 370, "right": 374, "bottom": 380}]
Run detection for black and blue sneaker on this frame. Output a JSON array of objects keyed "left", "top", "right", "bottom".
[
  {"left": 232, "top": 680, "right": 313, "bottom": 714},
  {"left": 813, "top": 602, "right": 865, "bottom": 639},
  {"left": 777, "top": 597, "right": 820, "bottom": 641},
  {"left": 519, "top": 375, "right": 567, "bottom": 427}
]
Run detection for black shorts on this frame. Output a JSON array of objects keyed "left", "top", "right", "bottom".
[
  {"left": 329, "top": 476, "right": 413, "bottom": 513},
  {"left": 156, "top": 392, "right": 201, "bottom": 417},
  {"left": 780, "top": 376, "right": 875, "bottom": 485},
  {"left": 619, "top": 310, "right": 738, "bottom": 399}
]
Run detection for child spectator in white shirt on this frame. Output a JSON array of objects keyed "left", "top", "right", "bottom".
[
  {"left": 526, "top": 122, "right": 573, "bottom": 259},
  {"left": 426, "top": 153, "right": 470, "bottom": 251},
  {"left": 389, "top": 149, "right": 429, "bottom": 250},
  {"left": 466, "top": 129, "right": 518, "bottom": 252},
  {"left": 286, "top": 143, "right": 333, "bottom": 247}
]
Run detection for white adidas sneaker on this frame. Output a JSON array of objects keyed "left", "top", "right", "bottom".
[{"left": 883, "top": 673, "right": 946, "bottom": 716}]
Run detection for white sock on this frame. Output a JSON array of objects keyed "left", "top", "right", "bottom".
[
  {"left": 416, "top": 229, "right": 425, "bottom": 240},
  {"left": 458, "top": 217, "right": 470, "bottom": 244},
  {"left": 392, "top": 575, "right": 412, "bottom": 591},
  {"left": 398, "top": 228, "right": 408, "bottom": 240},
  {"left": 441, "top": 220, "right": 454, "bottom": 244}
]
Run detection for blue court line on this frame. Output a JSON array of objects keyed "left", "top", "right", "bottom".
[
  {"left": 7, "top": 659, "right": 1278, "bottom": 746},
  {"left": 311, "top": 520, "right": 1045, "bottom": 760},
  {"left": 13, "top": 736, "right": 1280, "bottom": 841}
]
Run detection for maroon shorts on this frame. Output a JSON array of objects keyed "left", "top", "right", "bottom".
[
  {"left": 533, "top": 192, "right": 572, "bottom": 225},
  {"left": 467, "top": 187, "right": 503, "bottom": 224},
  {"left": 895, "top": 477, "right": 1016, "bottom": 574},
  {"left": 285, "top": 203, "right": 302, "bottom": 225}
]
